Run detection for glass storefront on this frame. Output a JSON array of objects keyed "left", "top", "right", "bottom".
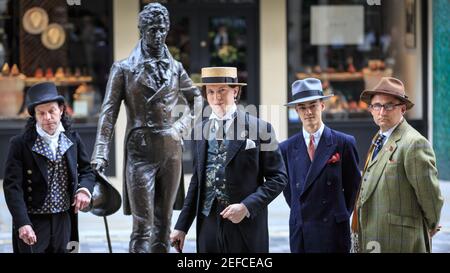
[
  {"left": 287, "top": 0, "right": 427, "bottom": 167},
  {"left": 0, "top": 0, "right": 115, "bottom": 177},
  {"left": 0, "top": 0, "right": 113, "bottom": 122},
  {"left": 144, "top": 0, "right": 259, "bottom": 106},
  {"left": 287, "top": 0, "right": 425, "bottom": 122}
]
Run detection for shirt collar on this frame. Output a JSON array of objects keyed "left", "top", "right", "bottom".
[
  {"left": 379, "top": 116, "right": 403, "bottom": 141},
  {"left": 302, "top": 122, "right": 325, "bottom": 141},
  {"left": 36, "top": 122, "right": 65, "bottom": 144},
  {"left": 209, "top": 104, "right": 237, "bottom": 121}
]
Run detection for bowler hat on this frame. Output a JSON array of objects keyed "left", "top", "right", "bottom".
[
  {"left": 83, "top": 171, "right": 122, "bottom": 217},
  {"left": 26, "top": 82, "right": 65, "bottom": 115},
  {"left": 360, "top": 77, "right": 414, "bottom": 110},
  {"left": 285, "top": 78, "right": 333, "bottom": 106}
]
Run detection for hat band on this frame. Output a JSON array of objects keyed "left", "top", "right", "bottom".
[
  {"left": 202, "top": 77, "right": 238, "bottom": 84},
  {"left": 292, "top": 90, "right": 324, "bottom": 101}
]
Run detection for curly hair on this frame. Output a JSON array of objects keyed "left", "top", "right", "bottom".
[{"left": 138, "top": 3, "right": 170, "bottom": 35}]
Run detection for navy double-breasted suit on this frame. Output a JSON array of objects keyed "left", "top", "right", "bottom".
[{"left": 280, "top": 126, "right": 361, "bottom": 253}]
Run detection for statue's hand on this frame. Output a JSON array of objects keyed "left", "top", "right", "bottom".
[{"left": 91, "top": 158, "right": 107, "bottom": 173}]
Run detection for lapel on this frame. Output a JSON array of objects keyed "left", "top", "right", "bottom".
[
  {"left": 27, "top": 133, "right": 48, "bottom": 184},
  {"left": 224, "top": 110, "right": 246, "bottom": 167},
  {"left": 292, "top": 132, "right": 310, "bottom": 182},
  {"left": 196, "top": 119, "right": 210, "bottom": 184},
  {"left": 360, "top": 120, "right": 406, "bottom": 206},
  {"left": 301, "top": 126, "right": 337, "bottom": 197},
  {"left": 128, "top": 42, "right": 175, "bottom": 99},
  {"left": 63, "top": 132, "right": 77, "bottom": 185}
]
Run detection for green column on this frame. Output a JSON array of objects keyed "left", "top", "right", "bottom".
[{"left": 433, "top": 0, "right": 450, "bottom": 180}]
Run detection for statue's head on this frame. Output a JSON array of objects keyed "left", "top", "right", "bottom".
[{"left": 138, "top": 3, "right": 170, "bottom": 51}]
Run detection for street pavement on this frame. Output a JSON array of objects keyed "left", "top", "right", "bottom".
[{"left": 1, "top": 178, "right": 449, "bottom": 253}]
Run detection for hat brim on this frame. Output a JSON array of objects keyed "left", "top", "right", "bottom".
[
  {"left": 360, "top": 90, "right": 414, "bottom": 110},
  {"left": 27, "top": 96, "right": 65, "bottom": 115},
  {"left": 285, "top": 94, "right": 334, "bottom": 107},
  {"left": 88, "top": 171, "right": 122, "bottom": 217},
  {"left": 194, "top": 82, "right": 247, "bottom": 87}
]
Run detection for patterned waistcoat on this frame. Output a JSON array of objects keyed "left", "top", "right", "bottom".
[
  {"left": 29, "top": 134, "right": 73, "bottom": 214},
  {"left": 200, "top": 139, "right": 230, "bottom": 216}
]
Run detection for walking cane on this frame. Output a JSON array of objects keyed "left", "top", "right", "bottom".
[{"left": 103, "top": 216, "right": 112, "bottom": 253}]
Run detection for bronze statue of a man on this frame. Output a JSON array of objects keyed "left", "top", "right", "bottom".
[{"left": 91, "top": 3, "right": 202, "bottom": 253}]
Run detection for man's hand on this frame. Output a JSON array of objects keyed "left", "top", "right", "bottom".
[
  {"left": 170, "top": 229, "right": 186, "bottom": 253},
  {"left": 220, "top": 203, "right": 249, "bottom": 224},
  {"left": 72, "top": 191, "right": 91, "bottom": 213},
  {"left": 430, "top": 225, "right": 442, "bottom": 238},
  {"left": 18, "top": 225, "right": 37, "bottom": 246},
  {"left": 91, "top": 158, "right": 107, "bottom": 173}
]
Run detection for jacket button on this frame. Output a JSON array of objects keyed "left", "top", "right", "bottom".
[
  {"left": 364, "top": 178, "right": 367, "bottom": 182},
  {"left": 296, "top": 182, "right": 300, "bottom": 189},
  {"left": 321, "top": 199, "right": 327, "bottom": 205},
  {"left": 27, "top": 187, "right": 32, "bottom": 192},
  {"left": 28, "top": 197, "right": 32, "bottom": 202},
  {"left": 323, "top": 217, "right": 328, "bottom": 222},
  {"left": 27, "top": 170, "right": 32, "bottom": 175},
  {"left": 27, "top": 179, "right": 32, "bottom": 184},
  {"left": 327, "top": 181, "right": 332, "bottom": 186},
  {"left": 163, "top": 118, "right": 168, "bottom": 122}
]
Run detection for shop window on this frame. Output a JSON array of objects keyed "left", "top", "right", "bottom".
[
  {"left": 0, "top": 0, "right": 113, "bottom": 124},
  {"left": 287, "top": 0, "right": 424, "bottom": 122}
]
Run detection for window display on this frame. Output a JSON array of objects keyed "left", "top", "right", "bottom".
[
  {"left": 0, "top": 0, "right": 112, "bottom": 123},
  {"left": 287, "top": 0, "right": 424, "bottom": 122}
]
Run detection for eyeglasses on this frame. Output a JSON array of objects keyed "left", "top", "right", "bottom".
[{"left": 369, "top": 103, "right": 404, "bottom": 112}]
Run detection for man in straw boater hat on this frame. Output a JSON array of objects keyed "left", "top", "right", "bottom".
[
  {"left": 280, "top": 78, "right": 361, "bottom": 253},
  {"left": 353, "top": 77, "right": 443, "bottom": 252},
  {"left": 170, "top": 67, "right": 287, "bottom": 253},
  {"left": 3, "top": 82, "right": 95, "bottom": 253}
]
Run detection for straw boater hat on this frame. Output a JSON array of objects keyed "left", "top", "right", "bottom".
[
  {"left": 41, "top": 23, "right": 66, "bottom": 50},
  {"left": 194, "top": 67, "right": 246, "bottom": 98},
  {"left": 22, "top": 7, "right": 49, "bottom": 34},
  {"left": 360, "top": 77, "right": 414, "bottom": 110},
  {"left": 285, "top": 78, "right": 333, "bottom": 106}
]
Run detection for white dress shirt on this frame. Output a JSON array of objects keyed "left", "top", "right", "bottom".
[
  {"left": 302, "top": 122, "right": 325, "bottom": 149},
  {"left": 379, "top": 117, "right": 404, "bottom": 146},
  {"left": 209, "top": 103, "right": 237, "bottom": 134}
]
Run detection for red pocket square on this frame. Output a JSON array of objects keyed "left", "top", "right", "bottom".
[{"left": 327, "top": 153, "right": 341, "bottom": 164}]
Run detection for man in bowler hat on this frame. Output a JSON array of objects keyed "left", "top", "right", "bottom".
[
  {"left": 3, "top": 82, "right": 95, "bottom": 253},
  {"left": 281, "top": 78, "right": 361, "bottom": 252}
]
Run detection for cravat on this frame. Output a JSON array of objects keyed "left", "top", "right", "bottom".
[
  {"left": 371, "top": 133, "right": 386, "bottom": 160},
  {"left": 214, "top": 119, "right": 226, "bottom": 145},
  {"left": 308, "top": 134, "right": 315, "bottom": 161}
]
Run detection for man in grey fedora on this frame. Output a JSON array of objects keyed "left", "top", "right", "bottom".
[
  {"left": 281, "top": 78, "right": 361, "bottom": 253},
  {"left": 354, "top": 77, "right": 443, "bottom": 252}
]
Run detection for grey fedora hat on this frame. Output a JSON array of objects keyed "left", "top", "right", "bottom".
[{"left": 285, "top": 78, "right": 333, "bottom": 106}]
